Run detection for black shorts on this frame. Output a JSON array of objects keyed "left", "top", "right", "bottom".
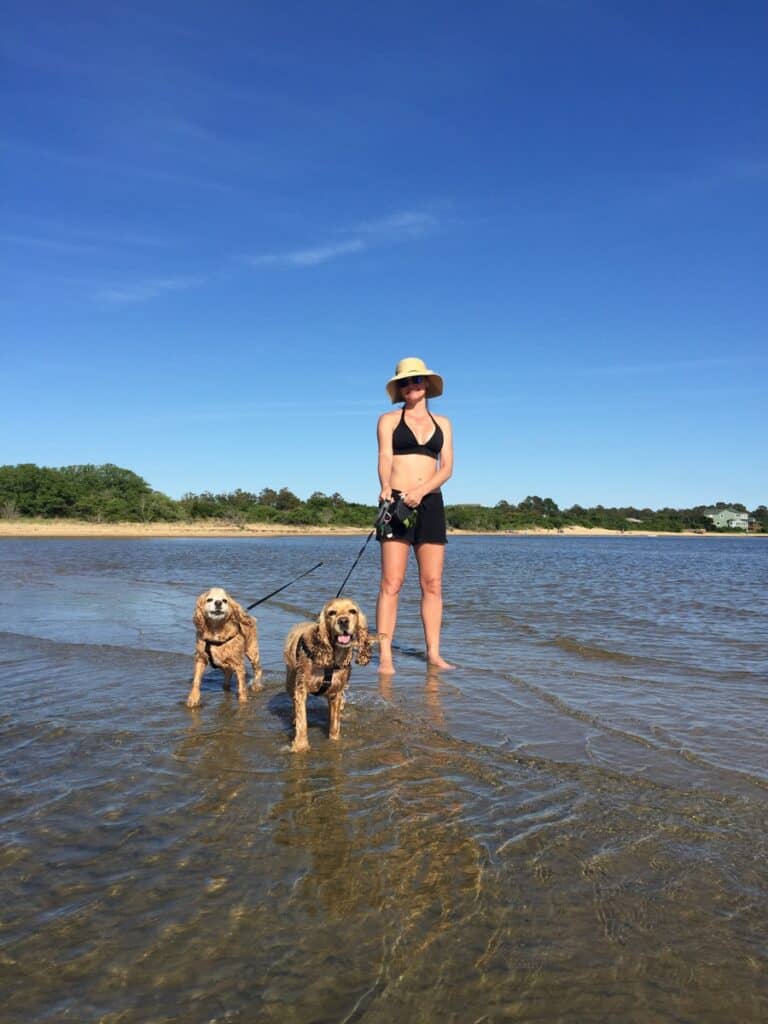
[{"left": 379, "top": 490, "right": 447, "bottom": 546}]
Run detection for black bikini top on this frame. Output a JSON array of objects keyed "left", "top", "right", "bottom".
[{"left": 392, "top": 408, "right": 443, "bottom": 459}]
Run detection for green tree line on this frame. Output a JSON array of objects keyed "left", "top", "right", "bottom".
[{"left": 0, "top": 463, "right": 765, "bottom": 532}]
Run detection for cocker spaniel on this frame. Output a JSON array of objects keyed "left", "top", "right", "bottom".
[
  {"left": 187, "top": 587, "right": 263, "bottom": 708},
  {"left": 283, "top": 597, "right": 373, "bottom": 751}
]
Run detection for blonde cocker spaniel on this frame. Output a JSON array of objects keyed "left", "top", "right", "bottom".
[
  {"left": 187, "top": 587, "right": 263, "bottom": 708},
  {"left": 283, "top": 597, "right": 373, "bottom": 751}
]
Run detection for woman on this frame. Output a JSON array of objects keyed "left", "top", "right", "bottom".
[{"left": 376, "top": 356, "right": 454, "bottom": 673}]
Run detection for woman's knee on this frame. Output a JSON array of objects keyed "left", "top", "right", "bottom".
[
  {"left": 419, "top": 574, "right": 442, "bottom": 598},
  {"left": 380, "top": 574, "right": 405, "bottom": 598}
]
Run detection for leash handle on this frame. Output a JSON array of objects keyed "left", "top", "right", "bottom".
[
  {"left": 246, "top": 561, "right": 323, "bottom": 611},
  {"left": 336, "top": 530, "right": 375, "bottom": 598}
]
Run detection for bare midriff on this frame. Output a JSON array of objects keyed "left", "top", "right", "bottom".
[{"left": 390, "top": 453, "right": 441, "bottom": 494}]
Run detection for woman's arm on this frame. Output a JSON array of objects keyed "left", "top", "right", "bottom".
[{"left": 377, "top": 413, "right": 396, "bottom": 502}]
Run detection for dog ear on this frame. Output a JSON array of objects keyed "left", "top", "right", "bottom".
[
  {"left": 229, "top": 597, "right": 253, "bottom": 632},
  {"left": 193, "top": 593, "right": 208, "bottom": 633},
  {"left": 354, "top": 609, "right": 374, "bottom": 666},
  {"left": 314, "top": 603, "right": 335, "bottom": 662}
]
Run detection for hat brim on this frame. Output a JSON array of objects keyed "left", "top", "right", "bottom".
[{"left": 386, "top": 373, "right": 443, "bottom": 403}]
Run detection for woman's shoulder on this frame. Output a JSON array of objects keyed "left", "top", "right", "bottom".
[
  {"left": 378, "top": 408, "right": 401, "bottom": 425},
  {"left": 431, "top": 411, "right": 452, "bottom": 427}
]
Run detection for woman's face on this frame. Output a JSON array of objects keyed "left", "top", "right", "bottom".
[{"left": 399, "top": 375, "right": 426, "bottom": 398}]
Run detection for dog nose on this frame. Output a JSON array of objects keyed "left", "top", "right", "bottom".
[
  {"left": 338, "top": 617, "right": 349, "bottom": 630},
  {"left": 215, "top": 600, "right": 222, "bottom": 608}
]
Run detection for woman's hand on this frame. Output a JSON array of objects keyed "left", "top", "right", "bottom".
[
  {"left": 379, "top": 487, "right": 393, "bottom": 503},
  {"left": 401, "top": 488, "right": 424, "bottom": 508}
]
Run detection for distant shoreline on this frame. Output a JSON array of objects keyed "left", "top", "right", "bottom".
[{"left": 0, "top": 519, "right": 763, "bottom": 539}]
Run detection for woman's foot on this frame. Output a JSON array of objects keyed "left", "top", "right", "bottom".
[
  {"left": 377, "top": 633, "right": 395, "bottom": 674},
  {"left": 427, "top": 653, "right": 455, "bottom": 670}
]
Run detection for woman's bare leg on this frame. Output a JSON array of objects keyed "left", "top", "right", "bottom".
[
  {"left": 376, "top": 540, "right": 409, "bottom": 673},
  {"left": 415, "top": 543, "right": 454, "bottom": 669}
]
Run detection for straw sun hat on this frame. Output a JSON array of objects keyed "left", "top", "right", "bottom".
[{"left": 385, "top": 357, "right": 444, "bottom": 403}]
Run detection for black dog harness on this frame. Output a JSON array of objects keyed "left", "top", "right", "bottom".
[
  {"left": 204, "top": 632, "right": 239, "bottom": 669},
  {"left": 297, "top": 636, "right": 335, "bottom": 695}
]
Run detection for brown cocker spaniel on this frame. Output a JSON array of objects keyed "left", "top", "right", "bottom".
[
  {"left": 283, "top": 597, "right": 373, "bottom": 751},
  {"left": 187, "top": 587, "right": 263, "bottom": 708}
]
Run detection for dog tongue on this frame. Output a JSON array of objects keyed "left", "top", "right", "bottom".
[{"left": 337, "top": 634, "right": 351, "bottom": 645}]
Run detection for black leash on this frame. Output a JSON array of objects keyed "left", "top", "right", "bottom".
[
  {"left": 246, "top": 562, "right": 323, "bottom": 611},
  {"left": 335, "top": 530, "right": 376, "bottom": 598}
]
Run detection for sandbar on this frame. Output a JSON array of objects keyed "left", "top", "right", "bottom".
[{"left": 0, "top": 519, "right": 761, "bottom": 539}]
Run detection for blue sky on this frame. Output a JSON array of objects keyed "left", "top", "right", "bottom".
[{"left": 3, "top": 1, "right": 766, "bottom": 509}]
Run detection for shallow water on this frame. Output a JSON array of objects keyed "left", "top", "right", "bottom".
[{"left": 1, "top": 536, "right": 766, "bottom": 1022}]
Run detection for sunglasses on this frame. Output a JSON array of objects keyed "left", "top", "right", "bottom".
[{"left": 399, "top": 375, "right": 425, "bottom": 387}]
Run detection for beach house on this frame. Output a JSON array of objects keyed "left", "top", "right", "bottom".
[{"left": 704, "top": 508, "right": 752, "bottom": 530}]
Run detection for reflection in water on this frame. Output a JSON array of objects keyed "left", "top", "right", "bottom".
[
  {"left": 424, "top": 666, "right": 447, "bottom": 728},
  {"left": 270, "top": 753, "right": 356, "bottom": 918},
  {"left": 377, "top": 668, "right": 395, "bottom": 703},
  {"left": 379, "top": 665, "right": 447, "bottom": 728},
  {"left": 263, "top": 733, "right": 489, "bottom": 1021}
]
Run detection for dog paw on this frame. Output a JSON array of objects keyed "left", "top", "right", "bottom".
[
  {"left": 290, "top": 739, "right": 310, "bottom": 753},
  {"left": 186, "top": 697, "right": 202, "bottom": 709}
]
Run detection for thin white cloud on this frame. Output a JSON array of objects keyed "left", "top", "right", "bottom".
[
  {"left": 248, "top": 207, "right": 440, "bottom": 269},
  {"left": 352, "top": 210, "right": 438, "bottom": 238},
  {"left": 97, "top": 276, "right": 203, "bottom": 305},
  {"left": 251, "top": 239, "right": 366, "bottom": 267},
  {"left": 1, "top": 225, "right": 171, "bottom": 251}
]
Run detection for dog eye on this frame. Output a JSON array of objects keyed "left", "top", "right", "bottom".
[{"left": 327, "top": 609, "right": 337, "bottom": 616}]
